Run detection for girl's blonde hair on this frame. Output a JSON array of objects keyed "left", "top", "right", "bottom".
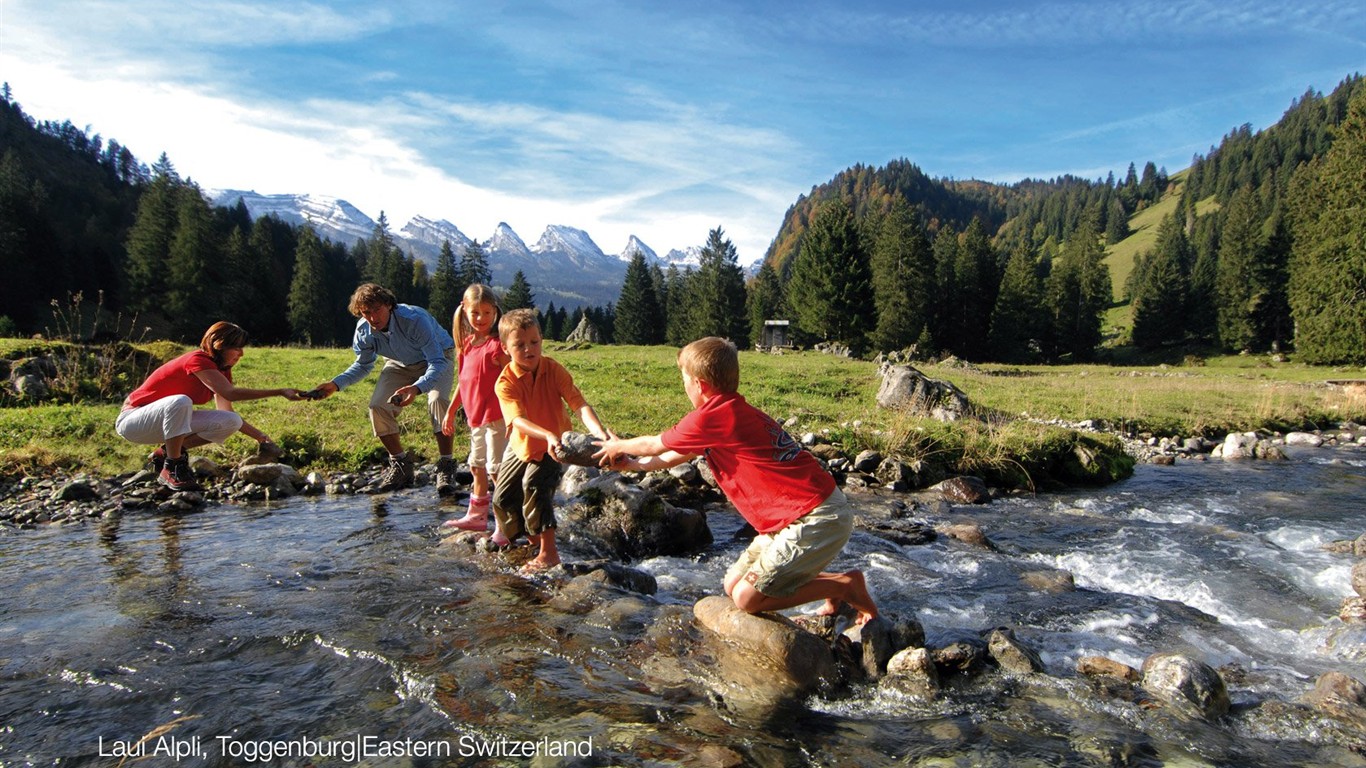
[{"left": 455, "top": 284, "right": 503, "bottom": 354}]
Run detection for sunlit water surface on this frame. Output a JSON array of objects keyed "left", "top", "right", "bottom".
[{"left": 2, "top": 446, "right": 1364, "bottom": 767}]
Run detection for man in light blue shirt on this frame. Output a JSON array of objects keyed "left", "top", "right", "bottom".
[{"left": 313, "top": 283, "right": 458, "bottom": 494}]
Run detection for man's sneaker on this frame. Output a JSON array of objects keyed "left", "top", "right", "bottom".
[
  {"left": 435, "top": 457, "right": 458, "bottom": 497},
  {"left": 376, "top": 454, "right": 415, "bottom": 492},
  {"left": 148, "top": 446, "right": 167, "bottom": 476},
  {"left": 158, "top": 456, "right": 202, "bottom": 492}
]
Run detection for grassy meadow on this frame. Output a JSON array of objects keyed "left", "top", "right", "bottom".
[{"left": 1, "top": 338, "right": 1362, "bottom": 480}]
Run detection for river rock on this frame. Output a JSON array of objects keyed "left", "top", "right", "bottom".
[
  {"left": 1077, "top": 655, "right": 1141, "bottom": 682},
  {"left": 876, "top": 364, "right": 972, "bottom": 421},
  {"left": 1341, "top": 596, "right": 1366, "bottom": 623},
  {"left": 937, "top": 523, "right": 995, "bottom": 550},
  {"left": 984, "top": 627, "right": 1046, "bottom": 674},
  {"left": 843, "top": 616, "right": 897, "bottom": 679},
  {"left": 692, "top": 595, "right": 839, "bottom": 712},
  {"left": 50, "top": 479, "right": 99, "bottom": 502},
  {"left": 932, "top": 476, "right": 991, "bottom": 504},
  {"left": 859, "top": 516, "right": 937, "bottom": 546},
  {"left": 188, "top": 456, "right": 226, "bottom": 479},
  {"left": 1021, "top": 569, "right": 1075, "bottom": 593},
  {"left": 235, "top": 462, "right": 302, "bottom": 488},
  {"left": 1285, "top": 431, "right": 1325, "bottom": 447},
  {"left": 1353, "top": 561, "right": 1366, "bottom": 598},
  {"left": 1140, "top": 652, "right": 1230, "bottom": 719},
  {"left": 883, "top": 646, "right": 939, "bottom": 696},
  {"left": 1218, "top": 432, "right": 1259, "bottom": 459},
  {"left": 853, "top": 450, "right": 883, "bottom": 473},
  {"left": 932, "top": 638, "right": 990, "bottom": 677},
  {"left": 1303, "top": 671, "right": 1366, "bottom": 723},
  {"left": 667, "top": 461, "right": 700, "bottom": 484},
  {"left": 561, "top": 474, "right": 712, "bottom": 559},
  {"left": 557, "top": 431, "right": 602, "bottom": 467},
  {"left": 560, "top": 560, "right": 658, "bottom": 595}
]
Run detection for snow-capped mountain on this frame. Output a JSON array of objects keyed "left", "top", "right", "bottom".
[
  {"left": 211, "top": 190, "right": 376, "bottom": 244},
  {"left": 207, "top": 189, "right": 695, "bottom": 307},
  {"left": 662, "top": 246, "right": 703, "bottom": 269},
  {"left": 619, "top": 236, "right": 657, "bottom": 263},
  {"left": 400, "top": 216, "right": 472, "bottom": 255}
]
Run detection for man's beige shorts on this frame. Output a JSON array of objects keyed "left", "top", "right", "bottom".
[{"left": 725, "top": 488, "right": 854, "bottom": 598}]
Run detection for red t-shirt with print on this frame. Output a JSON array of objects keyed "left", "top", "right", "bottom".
[{"left": 661, "top": 392, "right": 835, "bottom": 534}]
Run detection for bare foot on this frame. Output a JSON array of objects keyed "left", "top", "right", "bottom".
[
  {"left": 520, "top": 555, "right": 560, "bottom": 574},
  {"left": 841, "top": 570, "right": 878, "bottom": 625},
  {"left": 816, "top": 598, "right": 842, "bottom": 616}
]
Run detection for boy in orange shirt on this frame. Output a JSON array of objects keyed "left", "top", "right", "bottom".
[
  {"left": 493, "top": 309, "right": 614, "bottom": 571},
  {"left": 594, "top": 337, "right": 877, "bottom": 624}
]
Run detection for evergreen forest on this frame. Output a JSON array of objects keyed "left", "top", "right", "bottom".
[{"left": 1, "top": 75, "right": 1363, "bottom": 366}]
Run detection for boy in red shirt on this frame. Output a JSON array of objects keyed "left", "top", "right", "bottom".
[{"left": 595, "top": 337, "right": 877, "bottom": 624}]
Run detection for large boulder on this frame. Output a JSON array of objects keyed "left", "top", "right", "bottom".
[
  {"left": 876, "top": 365, "right": 971, "bottom": 421},
  {"left": 1140, "top": 652, "right": 1230, "bottom": 719},
  {"left": 693, "top": 595, "right": 839, "bottom": 713},
  {"left": 560, "top": 474, "right": 712, "bottom": 560}
]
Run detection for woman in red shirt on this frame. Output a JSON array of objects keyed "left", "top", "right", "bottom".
[{"left": 115, "top": 322, "right": 302, "bottom": 491}]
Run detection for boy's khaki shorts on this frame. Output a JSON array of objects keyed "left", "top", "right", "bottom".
[{"left": 725, "top": 488, "right": 854, "bottom": 598}]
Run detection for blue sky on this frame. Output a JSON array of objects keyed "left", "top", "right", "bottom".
[{"left": 3, "top": 1, "right": 1365, "bottom": 262}]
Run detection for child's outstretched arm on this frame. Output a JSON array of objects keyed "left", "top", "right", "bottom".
[
  {"left": 594, "top": 434, "right": 696, "bottom": 472},
  {"left": 576, "top": 404, "right": 615, "bottom": 442}
]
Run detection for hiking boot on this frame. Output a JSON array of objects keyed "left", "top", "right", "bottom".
[
  {"left": 376, "top": 454, "right": 415, "bottom": 492},
  {"left": 435, "top": 457, "right": 459, "bottom": 497},
  {"left": 148, "top": 446, "right": 167, "bottom": 476},
  {"left": 158, "top": 455, "right": 202, "bottom": 492}
]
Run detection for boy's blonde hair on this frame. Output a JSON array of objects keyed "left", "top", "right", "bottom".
[
  {"left": 678, "top": 337, "right": 739, "bottom": 393},
  {"left": 499, "top": 307, "right": 541, "bottom": 342},
  {"left": 347, "top": 283, "right": 397, "bottom": 317},
  {"left": 455, "top": 283, "right": 502, "bottom": 352}
]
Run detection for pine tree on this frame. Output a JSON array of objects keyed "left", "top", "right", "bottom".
[
  {"left": 503, "top": 270, "right": 535, "bottom": 310},
  {"left": 869, "top": 198, "right": 933, "bottom": 353},
  {"left": 163, "top": 185, "right": 219, "bottom": 339},
  {"left": 1215, "top": 184, "right": 1264, "bottom": 351},
  {"left": 786, "top": 199, "right": 874, "bottom": 351},
  {"left": 287, "top": 226, "right": 332, "bottom": 345},
  {"left": 1130, "top": 213, "right": 1192, "bottom": 349},
  {"left": 458, "top": 239, "right": 493, "bottom": 289},
  {"left": 1287, "top": 88, "right": 1366, "bottom": 364},
  {"left": 928, "top": 225, "right": 960, "bottom": 353},
  {"left": 688, "top": 227, "right": 749, "bottom": 345},
  {"left": 363, "top": 212, "right": 396, "bottom": 287},
  {"left": 123, "top": 170, "right": 181, "bottom": 316},
  {"left": 1044, "top": 215, "right": 1110, "bottom": 360},
  {"left": 614, "top": 252, "right": 665, "bottom": 345},
  {"left": 952, "top": 218, "right": 998, "bottom": 360},
  {"left": 664, "top": 265, "right": 695, "bottom": 346},
  {"left": 988, "top": 248, "right": 1046, "bottom": 361},
  {"left": 428, "top": 240, "right": 460, "bottom": 332}
]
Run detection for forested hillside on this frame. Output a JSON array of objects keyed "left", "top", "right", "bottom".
[{"left": 760, "top": 74, "right": 1366, "bottom": 365}]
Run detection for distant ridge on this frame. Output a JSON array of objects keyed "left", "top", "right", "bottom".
[{"left": 207, "top": 189, "right": 701, "bottom": 307}]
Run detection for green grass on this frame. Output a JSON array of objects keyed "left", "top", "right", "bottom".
[{"left": 2, "top": 341, "right": 1362, "bottom": 479}]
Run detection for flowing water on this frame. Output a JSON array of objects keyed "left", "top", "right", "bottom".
[{"left": 2, "top": 446, "right": 1364, "bottom": 767}]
